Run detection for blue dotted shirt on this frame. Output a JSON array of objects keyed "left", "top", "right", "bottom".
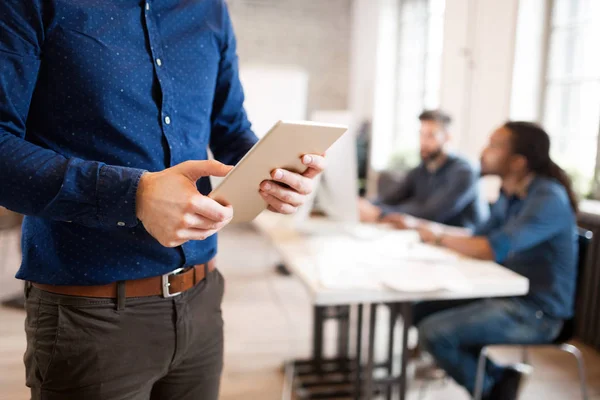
[{"left": 0, "top": 0, "right": 258, "bottom": 285}]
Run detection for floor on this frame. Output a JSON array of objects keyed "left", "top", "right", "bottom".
[{"left": 2, "top": 224, "right": 600, "bottom": 399}]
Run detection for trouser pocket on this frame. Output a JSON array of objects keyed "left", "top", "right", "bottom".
[{"left": 24, "top": 298, "right": 62, "bottom": 388}]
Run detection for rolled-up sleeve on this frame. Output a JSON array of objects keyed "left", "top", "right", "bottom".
[{"left": 485, "top": 186, "right": 572, "bottom": 263}]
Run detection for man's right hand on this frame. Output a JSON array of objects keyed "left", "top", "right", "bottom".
[
  {"left": 358, "top": 198, "right": 382, "bottom": 223},
  {"left": 135, "top": 160, "right": 234, "bottom": 248}
]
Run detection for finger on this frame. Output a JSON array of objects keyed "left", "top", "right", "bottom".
[
  {"left": 260, "top": 181, "right": 304, "bottom": 207},
  {"left": 189, "top": 195, "right": 234, "bottom": 223},
  {"left": 301, "top": 154, "right": 326, "bottom": 179},
  {"left": 174, "top": 228, "right": 219, "bottom": 243},
  {"left": 181, "top": 213, "right": 229, "bottom": 230},
  {"left": 260, "top": 190, "right": 297, "bottom": 214},
  {"left": 178, "top": 160, "right": 234, "bottom": 182},
  {"left": 419, "top": 231, "right": 432, "bottom": 242},
  {"left": 270, "top": 168, "right": 313, "bottom": 195}
]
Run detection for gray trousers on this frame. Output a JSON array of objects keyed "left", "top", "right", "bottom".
[{"left": 24, "top": 269, "right": 225, "bottom": 400}]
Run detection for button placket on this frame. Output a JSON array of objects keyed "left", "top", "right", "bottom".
[{"left": 143, "top": 1, "right": 177, "bottom": 167}]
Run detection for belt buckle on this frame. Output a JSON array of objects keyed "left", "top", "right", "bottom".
[{"left": 162, "top": 267, "right": 185, "bottom": 298}]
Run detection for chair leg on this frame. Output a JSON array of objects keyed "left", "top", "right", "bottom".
[
  {"left": 473, "top": 347, "right": 489, "bottom": 400},
  {"left": 559, "top": 344, "right": 589, "bottom": 400}
]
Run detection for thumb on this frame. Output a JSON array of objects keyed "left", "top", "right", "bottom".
[{"left": 177, "top": 160, "right": 233, "bottom": 182}]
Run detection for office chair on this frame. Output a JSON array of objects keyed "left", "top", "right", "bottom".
[{"left": 473, "top": 228, "right": 593, "bottom": 400}]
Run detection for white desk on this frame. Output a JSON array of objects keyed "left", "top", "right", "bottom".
[
  {"left": 253, "top": 212, "right": 529, "bottom": 400},
  {"left": 254, "top": 213, "right": 529, "bottom": 304}
]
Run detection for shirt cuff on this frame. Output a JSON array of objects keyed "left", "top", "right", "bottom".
[
  {"left": 377, "top": 204, "right": 401, "bottom": 217},
  {"left": 487, "top": 230, "right": 511, "bottom": 264},
  {"left": 97, "top": 165, "right": 146, "bottom": 229}
]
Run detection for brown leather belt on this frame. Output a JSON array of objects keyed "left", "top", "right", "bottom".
[{"left": 32, "top": 260, "right": 216, "bottom": 299}]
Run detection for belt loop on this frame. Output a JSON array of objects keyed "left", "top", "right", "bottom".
[
  {"left": 116, "top": 281, "right": 126, "bottom": 311},
  {"left": 24, "top": 281, "right": 32, "bottom": 299}
]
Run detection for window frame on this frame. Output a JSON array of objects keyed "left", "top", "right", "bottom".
[
  {"left": 389, "top": 0, "right": 445, "bottom": 169},
  {"left": 539, "top": 0, "right": 600, "bottom": 199}
]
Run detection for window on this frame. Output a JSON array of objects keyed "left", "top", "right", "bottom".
[
  {"left": 371, "top": 0, "right": 445, "bottom": 171},
  {"left": 544, "top": 0, "right": 600, "bottom": 198},
  {"left": 511, "top": 0, "right": 600, "bottom": 198},
  {"left": 390, "top": 0, "right": 445, "bottom": 169}
]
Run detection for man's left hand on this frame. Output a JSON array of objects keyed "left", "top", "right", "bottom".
[
  {"left": 380, "top": 213, "right": 408, "bottom": 229},
  {"left": 259, "top": 154, "right": 326, "bottom": 214},
  {"left": 418, "top": 227, "right": 438, "bottom": 244}
]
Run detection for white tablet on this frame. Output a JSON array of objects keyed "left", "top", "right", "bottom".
[{"left": 209, "top": 120, "right": 348, "bottom": 223}]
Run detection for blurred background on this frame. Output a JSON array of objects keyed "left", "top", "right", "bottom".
[
  {"left": 231, "top": 0, "right": 600, "bottom": 200},
  {"left": 2, "top": 0, "right": 600, "bottom": 399}
]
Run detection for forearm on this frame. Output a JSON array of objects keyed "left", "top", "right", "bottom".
[
  {"left": 0, "top": 131, "right": 144, "bottom": 228},
  {"left": 439, "top": 235, "right": 495, "bottom": 260},
  {"left": 421, "top": 220, "right": 472, "bottom": 236},
  {"left": 378, "top": 202, "right": 412, "bottom": 216}
]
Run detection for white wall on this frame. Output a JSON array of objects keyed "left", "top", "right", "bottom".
[
  {"left": 348, "top": 0, "right": 382, "bottom": 123},
  {"left": 228, "top": 0, "right": 352, "bottom": 113},
  {"left": 239, "top": 66, "right": 309, "bottom": 137},
  {"left": 438, "top": 0, "right": 519, "bottom": 200},
  {"left": 509, "top": 0, "right": 548, "bottom": 122},
  {"left": 440, "top": 0, "right": 520, "bottom": 161}
]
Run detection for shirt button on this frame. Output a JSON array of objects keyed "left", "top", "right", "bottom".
[
  {"left": 146, "top": 3, "right": 150, "bottom": 10},
  {"left": 156, "top": 58, "right": 162, "bottom": 67},
  {"left": 535, "top": 311, "right": 543, "bottom": 319},
  {"left": 164, "top": 116, "right": 171, "bottom": 125},
  {"left": 117, "top": 222, "right": 126, "bottom": 227}
]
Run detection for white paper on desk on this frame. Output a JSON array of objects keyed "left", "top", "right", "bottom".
[
  {"left": 403, "top": 244, "right": 459, "bottom": 263},
  {"left": 379, "top": 264, "right": 472, "bottom": 293},
  {"left": 318, "top": 265, "right": 381, "bottom": 289},
  {"left": 312, "top": 242, "right": 382, "bottom": 289},
  {"left": 367, "top": 243, "right": 459, "bottom": 266}
]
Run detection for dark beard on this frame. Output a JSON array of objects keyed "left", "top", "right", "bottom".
[{"left": 422, "top": 149, "right": 443, "bottom": 164}]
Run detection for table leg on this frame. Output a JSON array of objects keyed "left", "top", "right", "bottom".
[
  {"left": 386, "top": 304, "right": 396, "bottom": 400},
  {"left": 337, "top": 306, "right": 350, "bottom": 358},
  {"left": 313, "top": 306, "right": 325, "bottom": 374},
  {"left": 399, "top": 302, "right": 412, "bottom": 400},
  {"left": 354, "top": 304, "right": 364, "bottom": 400},
  {"left": 364, "top": 304, "right": 377, "bottom": 399}
]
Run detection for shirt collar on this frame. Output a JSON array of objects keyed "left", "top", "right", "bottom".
[
  {"left": 501, "top": 174, "right": 536, "bottom": 200},
  {"left": 424, "top": 153, "right": 451, "bottom": 173}
]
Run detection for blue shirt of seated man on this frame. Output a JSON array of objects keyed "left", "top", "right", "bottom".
[
  {"left": 413, "top": 122, "right": 579, "bottom": 399},
  {"left": 474, "top": 176, "right": 578, "bottom": 319}
]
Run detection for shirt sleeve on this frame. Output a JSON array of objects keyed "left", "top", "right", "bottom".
[
  {"left": 473, "top": 201, "right": 502, "bottom": 236},
  {"left": 209, "top": 1, "right": 259, "bottom": 166},
  {"left": 485, "top": 185, "right": 573, "bottom": 264},
  {"left": 373, "top": 168, "right": 416, "bottom": 214},
  {"left": 389, "top": 164, "right": 478, "bottom": 223},
  {"left": 0, "top": 0, "right": 145, "bottom": 229}
]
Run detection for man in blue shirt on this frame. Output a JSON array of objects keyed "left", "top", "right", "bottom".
[
  {"left": 415, "top": 122, "right": 579, "bottom": 400},
  {"left": 0, "top": 1, "right": 326, "bottom": 399},
  {"left": 360, "top": 110, "right": 488, "bottom": 231}
]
